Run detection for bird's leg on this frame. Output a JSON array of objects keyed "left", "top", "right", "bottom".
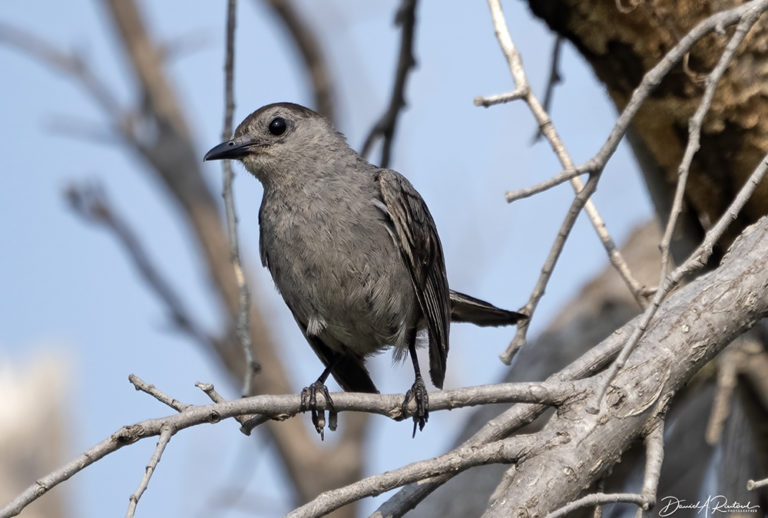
[
  {"left": 402, "top": 330, "right": 428, "bottom": 437},
  {"left": 300, "top": 364, "right": 337, "bottom": 440}
]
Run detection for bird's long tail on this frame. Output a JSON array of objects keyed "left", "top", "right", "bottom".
[{"left": 449, "top": 290, "right": 527, "bottom": 327}]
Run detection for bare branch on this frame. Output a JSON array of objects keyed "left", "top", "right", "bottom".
[
  {"left": 1, "top": 425, "right": 167, "bottom": 518},
  {"left": 124, "top": 425, "right": 174, "bottom": 518},
  {"left": 0, "top": 378, "right": 584, "bottom": 518},
  {"left": 747, "top": 477, "right": 768, "bottom": 490},
  {"left": 593, "top": 145, "right": 768, "bottom": 409},
  {"left": 641, "top": 417, "right": 665, "bottom": 506},
  {"left": 129, "top": 374, "right": 190, "bottom": 412},
  {"left": 473, "top": 89, "right": 526, "bottom": 107},
  {"left": 103, "top": 0, "right": 191, "bottom": 138},
  {"left": 481, "top": 0, "right": 647, "bottom": 363},
  {"left": 503, "top": 173, "right": 601, "bottom": 363},
  {"left": 361, "top": 0, "right": 419, "bottom": 168},
  {"left": 533, "top": 35, "right": 564, "bottom": 143},
  {"left": 705, "top": 344, "right": 740, "bottom": 444},
  {"left": 505, "top": 165, "right": 590, "bottom": 202},
  {"left": 373, "top": 322, "right": 630, "bottom": 517},
  {"left": 195, "top": 381, "right": 261, "bottom": 434},
  {"left": 496, "top": 0, "right": 768, "bottom": 363},
  {"left": 217, "top": 0, "right": 258, "bottom": 397},
  {"left": 531, "top": 373, "right": 664, "bottom": 518},
  {"left": 9, "top": 0, "right": 358, "bottom": 506},
  {"left": 589, "top": 3, "right": 765, "bottom": 409},
  {"left": 485, "top": 215, "right": 768, "bottom": 516},
  {"left": 659, "top": 12, "right": 757, "bottom": 285}
]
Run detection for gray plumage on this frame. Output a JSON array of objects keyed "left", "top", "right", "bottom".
[{"left": 204, "top": 102, "right": 525, "bottom": 434}]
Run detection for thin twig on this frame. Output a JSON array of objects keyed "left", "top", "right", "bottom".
[
  {"left": 747, "top": 477, "right": 768, "bottom": 490},
  {"left": 505, "top": 165, "right": 589, "bottom": 202},
  {"left": 658, "top": 13, "right": 757, "bottom": 284},
  {"left": 705, "top": 345, "right": 740, "bottom": 444},
  {"left": 641, "top": 417, "right": 665, "bottom": 507},
  {"left": 533, "top": 35, "right": 564, "bottom": 142},
  {"left": 496, "top": 0, "right": 768, "bottom": 362},
  {"left": 195, "top": 381, "right": 261, "bottom": 434},
  {"left": 503, "top": 173, "right": 602, "bottom": 363},
  {"left": 124, "top": 425, "right": 174, "bottom": 518},
  {"left": 129, "top": 374, "right": 190, "bottom": 412},
  {"left": 473, "top": 88, "right": 526, "bottom": 107},
  {"left": 361, "top": 0, "right": 419, "bottom": 168},
  {"left": 218, "top": 0, "right": 258, "bottom": 397},
  {"left": 481, "top": 0, "right": 647, "bottom": 365}
]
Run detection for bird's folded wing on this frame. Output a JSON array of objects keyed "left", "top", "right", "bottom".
[{"left": 375, "top": 169, "right": 450, "bottom": 388}]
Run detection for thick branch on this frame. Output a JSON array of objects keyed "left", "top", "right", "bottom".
[{"left": 484, "top": 215, "right": 768, "bottom": 516}]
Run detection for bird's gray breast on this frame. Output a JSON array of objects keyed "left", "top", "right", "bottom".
[{"left": 258, "top": 176, "right": 417, "bottom": 355}]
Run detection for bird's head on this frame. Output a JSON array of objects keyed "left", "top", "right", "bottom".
[{"left": 204, "top": 102, "right": 347, "bottom": 186}]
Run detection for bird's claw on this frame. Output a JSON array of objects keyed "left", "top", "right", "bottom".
[
  {"left": 300, "top": 381, "right": 337, "bottom": 440},
  {"left": 402, "top": 376, "right": 429, "bottom": 437}
]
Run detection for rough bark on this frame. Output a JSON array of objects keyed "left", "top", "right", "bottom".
[{"left": 480, "top": 215, "right": 768, "bottom": 516}]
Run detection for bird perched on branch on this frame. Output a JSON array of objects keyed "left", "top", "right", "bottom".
[{"left": 205, "top": 102, "right": 526, "bottom": 436}]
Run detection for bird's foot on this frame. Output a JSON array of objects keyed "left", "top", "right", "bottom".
[
  {"left": 300, "top": 380, "right": 337, "bottom": 440},
  {"left": 402, "top": 376, "right": 429, "bottom": 437}
]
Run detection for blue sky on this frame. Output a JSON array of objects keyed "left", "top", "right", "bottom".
[{"left": 0, "top": 1, "right": 652, "bottom": 516}]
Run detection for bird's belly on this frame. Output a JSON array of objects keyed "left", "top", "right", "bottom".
[{"left": 265, "top": 217, "right": 417, "bottom": 355}]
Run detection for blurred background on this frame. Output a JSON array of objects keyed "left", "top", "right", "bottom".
[{"left": 0, "top": 1, "right": 653, "bottom": 517}]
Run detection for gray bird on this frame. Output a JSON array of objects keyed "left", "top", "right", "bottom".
[{"left": 205, "top": 102, "right": 525, "bottom": 436}]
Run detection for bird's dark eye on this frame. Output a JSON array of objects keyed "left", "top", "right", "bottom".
[{"left": 268, "top": 117, "right": 287, "bottom": 136}]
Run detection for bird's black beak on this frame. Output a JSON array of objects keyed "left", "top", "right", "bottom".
[{"left": 204, "top": 136, "right": 257, "bottom": 161}]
